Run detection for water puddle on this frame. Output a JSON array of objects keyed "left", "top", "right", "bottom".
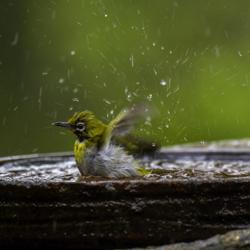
[{"left": 1, "top": 155, "right": 250, "bottom": 183}]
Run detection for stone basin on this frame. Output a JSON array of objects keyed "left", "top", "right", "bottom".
[{"left": 0, "top": 140, "right": 250, "bottom": 249}]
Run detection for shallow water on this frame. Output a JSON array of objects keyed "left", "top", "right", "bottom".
[{"left": 1, "top": 155, "right": 250, "bottom": 183}]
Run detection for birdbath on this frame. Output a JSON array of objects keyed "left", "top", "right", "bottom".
[{"left": 0, "top": 139, "right": 250, "bottom": 249}]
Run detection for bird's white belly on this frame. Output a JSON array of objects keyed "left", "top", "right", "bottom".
[{"left": 81, "top": 145, "right": 140, "bottom": 178}]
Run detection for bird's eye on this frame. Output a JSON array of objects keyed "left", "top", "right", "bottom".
[{"left": 76, "top": 122, "right": 85, "bottom": 132}]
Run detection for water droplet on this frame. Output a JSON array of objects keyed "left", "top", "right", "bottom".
[
  {"left": 72, "top": 97, "right": 79, "bottom": 102},
  {"left": 32, "top": 148, "right": 38, "bottom": 153},
  {"left": 58, "top": 78, "right": 65, "bottom": 84},
  {"left": 73, "top": 88, "right": 78, "bottom": 93},
  {"left": 160, "top": 79, "right": 167, "bottom": 86},
  {"left": 147, "top": 94, "right": 153, "bottom": 101},
  {"left": 145, "top": 116, "right": 152, "bottom": 126},
  {"left": 103, "top": 99, "right": 111, "bottom": 105},
  {"left": 130, "top": 54, "right": 134, "bottom": 67},
  {"left": 127, "top": 93, "right": 132, "bottom": 102},
  {"left": 11, "top": 32, "right": 19, "bottom": 46},
  {"left": 214, "top": 45, "right": 220, "bottom": 57}
]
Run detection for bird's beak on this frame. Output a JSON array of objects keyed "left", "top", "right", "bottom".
[{"left": 52, "top": 121, "right": 72, "bottom": 129}]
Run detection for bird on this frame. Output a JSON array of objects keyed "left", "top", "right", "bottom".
[{"left": 52, "top": 105, "right": 158, "bottom": 178}]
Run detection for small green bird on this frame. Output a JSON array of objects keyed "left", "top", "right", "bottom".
[{"left": 53, "top": 105, "right": 157, "bottom": 178}]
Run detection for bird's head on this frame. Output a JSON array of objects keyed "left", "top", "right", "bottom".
[{"left": 53, "top": 111, "right": 106, "bottom": 142}]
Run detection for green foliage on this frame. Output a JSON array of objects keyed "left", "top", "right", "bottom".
[{"left": 1, "top": 0, "right": 250, "bottom": 156}]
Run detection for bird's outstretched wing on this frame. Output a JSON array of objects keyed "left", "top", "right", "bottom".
[
  {"left": 101, "top": 104, "right": 152, "bottom": 150},
  {"left": 113, "top": 134, "right": 159, "bottom": 155}
]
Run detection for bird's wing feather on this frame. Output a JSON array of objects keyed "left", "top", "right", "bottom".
[{"left": 101, "top": 105, "right": 150, "bottom": 150}]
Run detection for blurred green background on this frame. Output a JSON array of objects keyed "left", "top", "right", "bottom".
[{"left": 1, "top": 0, "right": 250, "bottom": 156}]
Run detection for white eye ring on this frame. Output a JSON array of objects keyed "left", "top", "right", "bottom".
[{"left": 76, "top": 122, "right": 85, "bottom": 132}]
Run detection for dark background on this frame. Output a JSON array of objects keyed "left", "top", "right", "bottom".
[{"left": 1, "top": 0, "right": 250, "bottom": 156}]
